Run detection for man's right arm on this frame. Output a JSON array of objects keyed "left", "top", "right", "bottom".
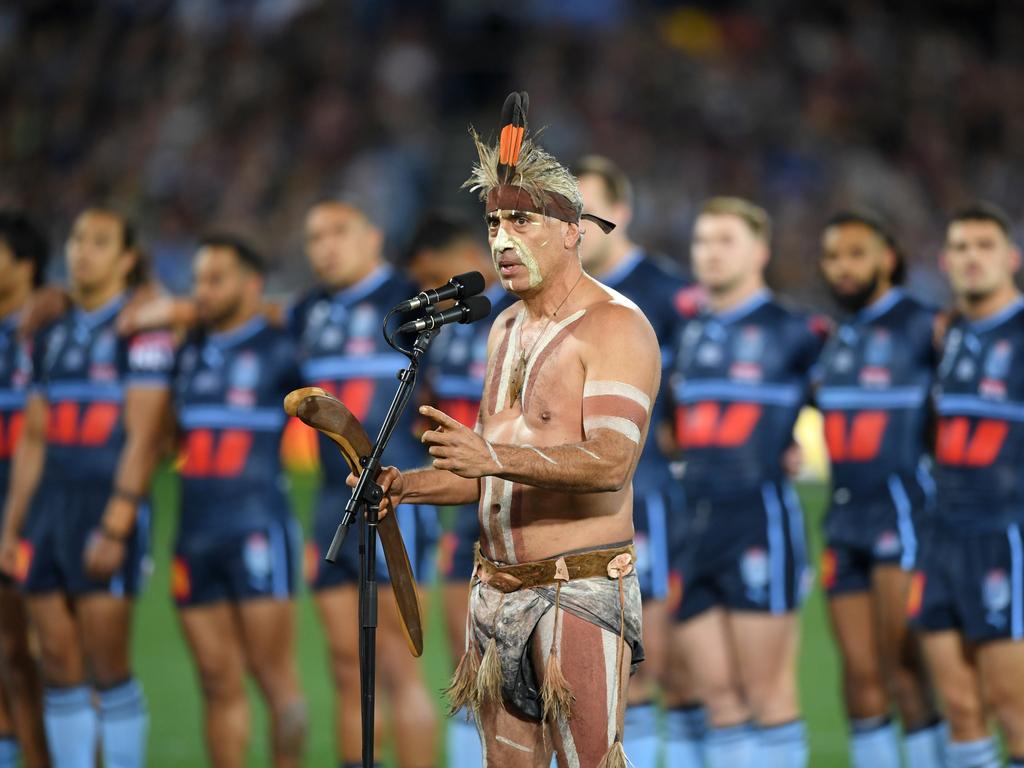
[
  {"left": 362, "top": 466, "right": 479, "bottom": 516},
  {"left": 1, "top": 395, "right": 48, "bottom": 555}
]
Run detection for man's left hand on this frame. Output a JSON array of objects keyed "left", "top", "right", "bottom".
[
  {"left": 419, "top": 405, "right": 498, "bottom": 478},
  {"left": 84, "top": 531, "right": 127, "bottom": 581}
]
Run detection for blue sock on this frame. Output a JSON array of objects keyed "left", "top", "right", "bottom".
[
  {"left": 447, "top": 707, "right": 483, "bottom": 768},
  {"left": 947, "top": 737, "right": 1000, "bottom": 768},
  {"left": 849, "top": 716, "right": 899, "bottom": 768},
  {"left": 904, "top": 720, "right": 946, "bottom": 768},
  {"left": 97, "top": 678, "right": 148, "bottom": 768},
  {"left": 664, "top": 704, "right": 705, "bottom": 768},
  {"left": 759, "top": 719, "right": 808, "bottom": 768},
  {"left": 705, "top": 721, "right": 757, "bottom": 768},
  {"left": 44, "top": 685, "right": 98, "bottom": 768},
  {"left": 0, "top": 736, "right": 18, "bottom": 768},
  {"left": 623, "top": 703, "right": 660, "bottom": 766}
]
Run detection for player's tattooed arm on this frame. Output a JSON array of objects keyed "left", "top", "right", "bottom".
[
  {"left": 0, "top": 395, "right": 48, "bottom": 575},
  {"left": 422, "top": 304, "right": 661, "bottom": 494}
]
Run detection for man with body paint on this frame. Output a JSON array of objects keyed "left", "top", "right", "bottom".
[{"left": 355, "top": 93, "right": 661, "bottom": 767}]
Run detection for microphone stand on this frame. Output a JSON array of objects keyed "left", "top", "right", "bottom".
[{"left": 324, "top": 321, "right": 437, "bottom": 768}]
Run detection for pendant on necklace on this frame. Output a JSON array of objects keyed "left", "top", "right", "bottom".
[{"left": 509, "top": 353, "right": 527, "bottom": 407}]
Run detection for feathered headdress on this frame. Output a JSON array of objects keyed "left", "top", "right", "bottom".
[{"left": 464, "top": 91, "right": 615, "bottom": 233}]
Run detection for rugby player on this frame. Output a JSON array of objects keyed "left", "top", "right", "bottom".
[
  {"left": 912, "top": 202, "right": 1024, "bottom": 768},
  {"left": 0, "top": 208, "right": 174, "bottom": 768},
  {"left": 0, "top": 213, "right": 50, "bottom": 768},
  {"left": 171, "top": 235, "right": 307, "bottom": 767},
  {"left": 665, "top": 197, "right": 827, "bottom": 768}
]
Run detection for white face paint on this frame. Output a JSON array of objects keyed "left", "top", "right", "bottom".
[{"left": 491, "top": 226, "right": 543, "bottom": 291}]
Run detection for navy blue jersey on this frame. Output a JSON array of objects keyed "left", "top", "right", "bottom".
[
  {"left": 31, "top": 295, "right": 174, "bottom": 485},
  {"left": 173, "top": 317, "right": 303, "bottom": 535},
  {"left": 934, "top": 298, "right": 1024, "bottom": 532},
  {"left": 603, "top": 250, "right": 690, "bottom": 488},
  {"left": 424, "top": 284, "right": 516, "bottom": 428},
  {"left": 816, "top": 290, "right": 937, "bottom": 502},
  {"left": 0, "top": 312, "right": 31, "bottom": 497},
  {"left": 669, "top": 291, "right": 827, "bottom": 499},
  {"left": 288, "top": 267, "right": 427, "bottom": 487}
]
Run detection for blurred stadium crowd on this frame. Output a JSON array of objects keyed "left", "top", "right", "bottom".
[{"left": 2, "top": 0, "right": 1023, "bottom": 303}]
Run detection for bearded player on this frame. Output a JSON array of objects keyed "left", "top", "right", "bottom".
[{"left": 815, "top": 210, "right": 944, "bottom": 768}]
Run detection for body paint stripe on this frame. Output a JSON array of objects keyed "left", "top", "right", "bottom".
[
  {"left": 583, "top": 415, "right": 641, "bottom": 444},
  {"left": 521, "top": 310, "right": 587, "bottom": 405},
  {"left": 582, "top": 395, "right": 648, "bottom": 431},
  {"left": 488, "top": 314, "right": 522, "bottom": 415},
  {"left": 524, "top": 445, "right": 557, "bottom": 464},
  {"left": 583, "top": 380, "right": 651, "bottom": 411}
]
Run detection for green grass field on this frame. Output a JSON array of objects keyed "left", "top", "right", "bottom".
[{"left": 136, "top": 470, "right": 850, "bottom": 766}]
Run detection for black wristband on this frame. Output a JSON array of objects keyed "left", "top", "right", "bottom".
[{"left": 112, "top": 488, "right": 144, "bottom": 506}]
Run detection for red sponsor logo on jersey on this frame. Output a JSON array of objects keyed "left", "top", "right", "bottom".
[{"left": 0, "top": 412, "right": 25, "bottom": 460}]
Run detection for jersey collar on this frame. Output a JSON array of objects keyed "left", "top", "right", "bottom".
[
  {"left": 600, "top": 248, "right": 644, "bottom": 288},
  {"left": 855, "top": 288, "right": 903, "bottom": 324},
  {"left": 712, "top": 288, "right": 771, "bottom": 325},
  {"left": 207, "top": 315, "right": 267, "bottom": 350},
  {"left": 967, "top": 295, "right": 1024, "bottom": 334},
  {"left": 74, "top": 293, "right": 126, "bottom": 330},
  {"left": 331, "top": 265, "right": 392, "bottom": 306}
]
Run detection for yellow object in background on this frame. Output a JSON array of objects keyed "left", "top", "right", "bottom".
[
  {"left": 281, "top": 417, "right": 320, "bottom": 473},
  {"left": 794, "top": 407, "right": 829, "bottom": 484}
]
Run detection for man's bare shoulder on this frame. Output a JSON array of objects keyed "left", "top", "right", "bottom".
[{"left": 578, "top": 281, "right": 658, "bottom": 348}]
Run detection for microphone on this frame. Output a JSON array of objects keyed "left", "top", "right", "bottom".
[
  {"left": 394, "top": 271, "right": 485, "bottom": 312},
  {"left": 397, "top": 295, "right": 492, "bottom": 335}
]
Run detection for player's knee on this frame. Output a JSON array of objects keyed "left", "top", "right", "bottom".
[
  {"left": 700, "top": 677, "right": 748, "bottom": 725},
  {"left": 0, "top": 627, "right": 33, "bottom": 674},
  {"left": 34, "top": 630, "right": 81, "bottom": 683},
  {"left": 842, "top": 663, "right": 888, "bottom": 717},
  {"left": 272, "top": 697, "right": 308, "bottom": 759},
  {"left": 889, "top": 666, "right": 935, "bottom": 727},
  {"left": 197, "top": 665, "right": 245, "bottom": 705},
  {"left": 982, "top": 676, "right": 1024, "bottom": 740},
  {"left": 745, "top": 674, "right": 799, "bottom": 724},
  {"left": 328, "top": 648, "right": 360, "bottom": 691},
  {"left": 942, "top": 683, "right": 986, "bottom": 734}
]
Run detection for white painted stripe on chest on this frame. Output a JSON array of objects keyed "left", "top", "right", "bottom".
[
  {"left": 521, "top": 309, "right": 587, "bottom": 395},
  {"left": 583, "top": 380, "right": 651, "bottom": 411},
  {"left": 478, "top": 476, "right": 494, "bottom": 553},
  {"left": 496, "top": 478, "right": 517, "bottom": 564},
  {"left": 583, "top": 415, "right": 642, "bottom": 444},
  {"left": 494, "top": 312, "right": 525, "bottom": 411}
]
